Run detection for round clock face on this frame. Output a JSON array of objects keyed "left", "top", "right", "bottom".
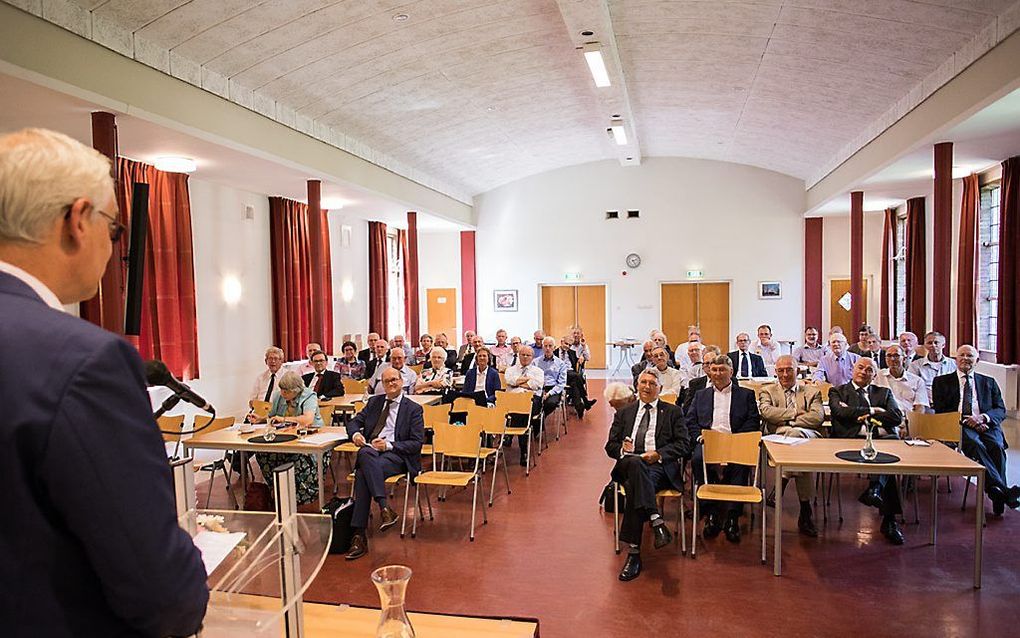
[{"left": 626, "top": 253, "right": 642, "bottom": 269}]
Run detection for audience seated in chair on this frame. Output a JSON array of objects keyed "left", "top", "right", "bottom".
[
  {"left": 250, "top": 346, "right": 286, "bottom": 405},
  {"left": 411, "top": 333, "right": 434, "bottom": 366},
  {"left": 364, "top": 339, "right": 390, "bottom": 380},
  {"left": 368, "top": 347, "right": 417, "bottom": 395},
  {"left": 648, "top": 346, "right": 684, "bottom": 400},
  {"left": 728, "top": 332, "right": 767, "bottom": 378},
  {"left": 873, "top": 345, "right": 928, "bottom": 415},
  {"left": 335, "top": 340, "right": 367, "bottom": 380},
  {"left": 534, "top": 337, "right": 569, "bottom": 420},
  {"left": 813, "top": 332, "right": 859, "bottom": 387},
  {"left": 898, "top": 331, "right": 923, "bottom": 361},
  {"left": 792, "top": 326, "right": 824, "bottom": 367},
  {"left": 415, "top": 347, "right": 455, "bottom": 402},
  {"left": 490, "top": 329, "right": 512, "bottom": 366},
  {"left": 753, "top": 324, "right": 781, "bottom": 374},
  {"left": 434, "top": 332, "right": 459, "bottom": 369},
  {"left": 460, "top": 346, "right": 501, "bottom": 406},
  {"left": 301, "top": 350, "right": 344, "bottom": 400},
  {"left": 358, "top": 332, "right": 381, "bottom": 364},
  {"left": 505, "top": 345, "right": 545, "bottom": 465},
  {"left": 682, "top": 346, "right": 722, "bottom": 414},
  {"left": 908, "top": 331, "right": 957, "bottom": 396}
]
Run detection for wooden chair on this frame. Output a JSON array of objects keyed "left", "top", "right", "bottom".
[
  {"left": 319, "top": 404, "right": 335, "bottom": 425},
  {"left": 815, "top": 382, "right": 832, "bottom": 404},
  {"left": 411, "top": 419, "right": 490, "bottom": 541},
  {"left": 158, "top": 415, "right": 185, "bottom": 460},
  {"left": 495, "top": 391, "right": 537, "bottom": 475},
  {"left": 691, "top": 430, "right": 766, "bottom": 563},
  {"left": 906, "top": 411, "right": 969, "bottom": 518},
  {"left": 612, "top": 484, "right": 687, "bottom": 555},
  {"left": 249, "top": 400, "right": 272, "bottom": 420},
  {"left": 341, "top": 378, "right": 368, "bottom": 396},
  {"left": 410, "top": 364, "right": 425, "bottom": 376},
  {"left": 451, "top": 396, "right": 475, "bottom": 415},
  {"left": 658, "top": 393, "right": 678, "bottom": 405},
  {"left": 193, "top": 416, "right": 240, "bottom": 508}
]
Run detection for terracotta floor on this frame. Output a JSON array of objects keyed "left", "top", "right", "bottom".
[{"left": 201, "top": 380, "right": 1020, "bottom": 637}]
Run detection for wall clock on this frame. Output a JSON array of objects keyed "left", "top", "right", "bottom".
[{"left": 626, "top": 253, "right": 642, "bottom": 269}]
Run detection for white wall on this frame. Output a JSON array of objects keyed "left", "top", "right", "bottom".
[
  {"left": 328, "top": 212, "right": 369, "bottom": 346},
  {"left": 473, "top": 157, "right": 806, "bottom": 358},
  {"left": 417, "top": 231, "right": 462, "bottom": 344},
  {"left": 820, "top": 211, "right": 885, "bottom": 333}
]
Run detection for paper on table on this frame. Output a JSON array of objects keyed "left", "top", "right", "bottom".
[
  {"left": 193, "top": 530, "right": 246, "bottom": 576},
  {"left": 762, "top": 434, "right": 810, "bottom": 446},
  {"left": 301, "top": 432, "right": 346, "bottom": 445}
]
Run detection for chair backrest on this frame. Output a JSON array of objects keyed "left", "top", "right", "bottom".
[
  {"left": 742, "top": 381, "right": 763, "bottom": 397},
  {"left": 422, "top": 403, "right": 451, "bottom": 430},
  {"left": 342, "top": 378, "right": 368, "bottom": 395},
  {"left": 319, "top": 404, "right": 335, "bottom": 424},
  {"left": 249, "top": 400, "right": 272, "bottom": 419},
  {"left": 908, "top": 411, "right": 962, "bottom": 443},
  {"left": 658, "top": 393, "right": 678, "bottom": 405},
  {"left": 701, "top": 430, "right": 762, "bottom": 467},
  {"left": 495, "top": 390, "right": 533, "bottom": 417},
  {"left": 410, "top": 364, "right": 424, "bottom": 376},
  {"left": 193, "top": 415, "right": 234, "bottom": 433},
  {"left": 451, "top": 396, "right": 475, "bottom": 414},
  {"left": 158, "top": 415, "right": 185, "bottom": 443},
  {"left": 815, "top": 382, "right": 832, "bottom": 403},
  {"left": 352, "top": 400, "right": 367, "bottom": 414},
  {"left": 464, "top": 404, "right": 501, "bottom": 435},
  {"left": 498, "top": 372, "right": 506, "bottom": 388},
  {"left": 431, "top": 419, "right": 485, "bottom": 459}
]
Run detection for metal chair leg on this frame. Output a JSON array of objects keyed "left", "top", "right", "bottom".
[
  {"left": 679, "top": 495, "right": 687, "bottom": 555},
  {"left": 469, "top": 478, "right": 479, "bottom": 541},
  {"left": 760, "top": 496, "right": 767, "bottom": 565},
  {"left": 691, "top": 493, "right": 699, "bottom": 559},
  {"left": 400, "top": 475, "right": 411, "bottom": 538},
  {"left": 613, "top": 483, "right": 620, "bottom": 554},
  {"left": 411, "top": 483, "right": 421, "bottom": 539}
]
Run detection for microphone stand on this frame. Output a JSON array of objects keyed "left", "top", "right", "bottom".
[{"left": 154, "top": 392, "right": 218, "bottom": 436}]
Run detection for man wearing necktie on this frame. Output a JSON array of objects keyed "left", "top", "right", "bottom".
[
  {"left": 932, "top": 345, "right": 1016, "bottom": 515},
  {"left": 301, "top": 350, "right": 344, "bottom": 400},
  {"left": 249, "top": 346, "right": 285, "bottom": 406},
  {"left": 344, "top": 367, "right": 425, "bottom": 560},
  {"left": 727, "top": 332, "right": 767, "bottom": 378},
  {"left": 605, "top": 370, "right": 690, "bottom": 581},
  {"left": 364, "top": 339, "right": 390, "bottom": 380}
]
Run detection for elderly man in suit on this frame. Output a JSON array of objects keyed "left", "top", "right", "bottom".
[
  {"left": 829, "top": 358, "right": 906, "bottom": 545},
  {"left": 302, "top": 350, "right": 345, "bottom": 400},
  {"left": 368, "top": 347, "right": 417, "bottom": 395},
  {"left": 605, "top": 370, "right": 690, "bottom": 581},
  {"left": 682, "top": 346, "right": 721, "bottom": 413},
  {"left": 359, "top": 332, "right": 381, "bottom": 364},
  {"left": 685, "top": 355, "right": 761, "bottom": 543},
  {"left": 364, "top": 338, "right": 390, "bottom": 380},
  {"left": 344, "top": 367, "right": 425, "bottom": 560},
  {"left": 0, "top": 128, "right": 207, "bottom": 636},
  {"left": 932, "top": 345, "right": 1017, "bottom": 515},
  {"left": 728, "top": 332, "right": 767, "bottom": 378},
  {"left": 758, "top": 355, "right": 825, "bottom": 536}
]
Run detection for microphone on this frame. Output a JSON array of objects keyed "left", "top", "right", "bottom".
[{"left": 144, "top": 360, "right": 215, "bottom": 412}]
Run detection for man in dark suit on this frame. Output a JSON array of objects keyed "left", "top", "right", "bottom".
[
  {"left": 302, "top": 349, "right": 345, "bottom": 399},
  {"left": 460, "top": 347, "right": 502, "bottom": 406},
  {"left": 0, "top": 128, "right": 207, "bottom": 636},
  {"left": 344, "top": 367, "right": 425, "bottom": 560},
  {"left": 458, "top": 334, "right": 484, "bottom": 375},
  {"left": 681, "top": 346, "right": 722, "bottom": 413},
  {"left": 685, "top": 355, "right": 760, "bottom": 542},
  {"left": 358, "top": 331, "right": 381, "bottom": 364},
  {"left": 932, "top": 345, "right": 1017, "bottom": 515},
  {"left": 364, "top": 338, "right": 390, "bottom": 380},
  {"left": 829, "top": 358, "right": 906, "bottom": 544},
  {"left": 606, "top": 370, "right": 690, "bottom": 581},
  {"left": 728, "top": 332, "right": 767, "bottom": 378}
]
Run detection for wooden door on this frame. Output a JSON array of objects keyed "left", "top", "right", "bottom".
[
  {"left": 540, "top": 286, "right": 577, "bottom": 344},
  {"left": 576, "top": 285, "right": 607, "bottom": 369},
  {"left": 426, "top": 288, "right": 457, "bottom": 344},
  {"left": 697, "top": 283, "right": 730, "bottom": 351},
  {"left": 661, "top": 283, "right": 698, "bottom": 350},
  {"left": 829, "top": 278, "right": 868, "bottom": 334}
]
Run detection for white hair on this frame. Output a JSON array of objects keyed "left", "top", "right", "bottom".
[
  {"left": 604, "top": 382, "right": 635, "bottom": 402},
  {"left": 277, "top": 371, "right": 305, "bottom": 392},
  {"left": 264, "top": 346, "right": 284, "bottom": 358},
  {"left": 0, "top": 128, "right": 113, "bottom": 243}
]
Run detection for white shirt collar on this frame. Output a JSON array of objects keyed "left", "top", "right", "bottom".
[
  {"left": 714, "top": 382, "right": 732, "bottom": 394},
  {"left": 957, "top": 370, "right": 973, "bottom": 381},
  {"left": 641, "top": 398, "right": 659, "bottom": 410},
  {"left": 0, "top": 260, "right": 63, "bottom": 311}
]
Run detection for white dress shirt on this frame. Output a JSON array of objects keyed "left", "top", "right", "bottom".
[
  {"left": 711, "top": 383, "right": 733, "bottom": 433},
  {"left": 0, "top": 260, "right": 63, "bottom": 311},
  {"left": 629, "top": 399, "right": 658, "bottom": 453},
  {"left": 505, "top": 364, "right": 543, "bottom": 394},
  {"left": 376, "top": 393, "right": 404, "bottom": 451},
  {"left": 754, "top": 339, "right": 781, "bottom": 371},
  {"left": 250, "top": 368, "right": 281, "bottom": 403},
  {"left": 651, "top": 365, "right": 684, "bottom": 396},
  {"left": 473, "top": 366, "right": 490, "bottom": 393},
  {"left": 956, "top": 370, "right": 981, "bottom": 416},
  {"left": 875, "top": 368, "right": 929, "bottom": 414}
]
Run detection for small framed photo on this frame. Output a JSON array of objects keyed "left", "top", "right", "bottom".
[
  {"left": 494, "top": 289, "right": 518, "bottom": 312},
  {"left": 758, "top": 281, "right": 782, "bottom": 299}
]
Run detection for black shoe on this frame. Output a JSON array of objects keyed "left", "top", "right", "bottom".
[
  {"left": 798, "top": 512, "right": 818, "bottom": 538},
  {"left": 1008, "top": 485, "right": 1020, "bottom": 500},
  {"left": 378, "top": 506, "right": 399, "bottom": 532},
  {"left": 618, "top": 553, "right": 642, "bottom": 581},
  {"left": 881, "top": 519, "right": 905, "bottom": 545},
  {"left": 703, "top": 514, "right": 721, "bottom": 539},
  {"left": 858, "top": 487, "right": 884, "bottom": 509},
  {"left": 519, "top": 456, "right": 528, "bottom": 467},
  {"left": 723, "top": 516, "right": 741, "bottom": 543},
  {"left": 993, "top": 499, "right": 1005, "bottom": 516},
  {"left": 345, "top": 533, "right": 368, "bottom": 560},
  {"left": 652, "top": 522, "right": 673, "bottom": 549},
  {"left": 585, "top": 399, "right": 597, "bottom": 410},
  {"left": 575, "top": 405, "right": 585, "bottom": 419}
]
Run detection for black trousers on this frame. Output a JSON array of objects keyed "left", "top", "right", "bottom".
[
  {"left": 611, "top": 456, "right": 672, "bottom": 546},
  {"left": 848, "top": 433, "right": 902, "bottom": 517},
  {"left": 565, "top": 370, "right": 588, "bottom": 407},
  {"left": 961, "top": 426, "right": 1008, "bottom": 495},
  {"left": 351, "top": 447, "right": 408, "bottom": 529},
  {"left": 508, "top": 395, "right": 543, "bottom": 457},
  {"left": 692, "top": 442, "right": 750, "bottom": 517},
  {"left": 541, "top": 388, "right": 561, "bottom": 417}
]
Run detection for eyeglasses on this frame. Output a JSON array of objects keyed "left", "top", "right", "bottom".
[{"left": 65, "top": 203, "right": 126, "bottom": 242}]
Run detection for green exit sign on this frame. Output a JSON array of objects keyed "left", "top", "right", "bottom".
[
  {"left": 686, "top": 270, "right": 703, "bottom": 279},
  {"left": 564, "top": 272, "right": 582, "bottom": 281}
]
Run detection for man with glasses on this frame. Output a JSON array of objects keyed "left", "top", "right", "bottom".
[
  {"left": 793, "top": 327, "right": 824, "bottom": 367},
  {"left": 728, "top": 332, "right": 766, "bottom": 378},
  {"left": 498, "top": 335, "right": 523, "bottom": 372},
  {"left": 874, "top": 345, "right": 928, "bottom": 415},
  {"left": 302, "top": 350, "right": 344, "bottom": 400}
]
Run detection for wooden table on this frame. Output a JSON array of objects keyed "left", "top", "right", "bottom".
[
  {"left": 322, "top": 394, "right": 442, "bottom": 412},
  {"left": 764, "top": 438, "right": 986, "bottom": 588},
  {"left": 183, "top": 426, "right": 348, "bottom": 509}
]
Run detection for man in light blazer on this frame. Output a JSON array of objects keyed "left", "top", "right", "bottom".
[
  {"left": 685, "top": 355, "right": 761, "bottom": 543},
  {"left": 932, "top": 345, "right": 1016, "bottom": 515},
  {"left": 344, "top": 367, "right": 425, "bottom": 560},
  {"left": 758, "top": 355, "right": 825, "bottom": 536},
  {"left": 605, "top": 370, "right": 690, "bottom": 582}
]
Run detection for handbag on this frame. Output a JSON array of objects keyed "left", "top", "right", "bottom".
[
  {"left": 322, "top": 496, "right": 356, "bottom": 554},
  {"left": 243, "top": 481, "right": 272, "bottom": 511}
]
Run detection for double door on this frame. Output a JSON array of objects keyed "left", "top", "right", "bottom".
[
  {"left": 660, "top": 282, "right": 730, "bottom": 352},
  {"left": 539, "top": 284, "right": 607, "bottom": 369}
]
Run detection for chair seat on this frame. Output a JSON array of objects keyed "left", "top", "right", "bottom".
[
  {"left": 503, "top": 427, "right": 530, "bottom": 436},
  {"left": 346, "top": 472, "right": 405, "bottom": 484},
  {"left": 696, "top": 484, "right": 762, "bottom": 503},
  {"left": 656, "top": 489, "right": 684, "bottom": 498},
  {"left": 335, "top": 441, "right": 358, "bottom": 453},
  {"left": 445, "top": 448, "right": 497, "bottom": 460},
  {"left": 421, "top": 444, "right": 434, "bottom": 455},
  {"left": 415, "top": 471, "right": 475, "bottom": 487}
]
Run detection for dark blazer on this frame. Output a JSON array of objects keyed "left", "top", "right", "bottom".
[
  {"left": 346, "top": 394, "right": 426, "bottom": 476},
  {"left": 302, "top": 369, "right": 344, "bottom": 398},
  {"left": 358, "top": 347, "right": 372, "bottom": 364},
  {"left": 460, "top": 366, "right": 502, "bottom": 404},
  {"left": 685, "top": 383, "right": 761, "bottom": 441},
  {"left": 728, "top": 350, "right": 767, "bottom": 377},
  {"left": 458, "top": 350, "right": 476, "bottom": 375},
  {"left": 364, "top": 353, "right": 389, "bottom": 379},
  {"left": 859, "top": 349, "right": 887, "bottom": 369},
  {"left": 682, "top": 376, "right": 741, "bottom": 413},
  {"left": 932, "top": 372, "right": 1006, "bottom": 429},
  {"left": 554, "top": 347, "right": 579, "bottom": 370},
  {"left": 0, "top": 272, "right": 208, "bottom": 637},
  {"left": 605, "top": 400, "right": 690, "bottom": 489},
  {"left": 828, "top": 382, "right": 903, "bottom": 438}
]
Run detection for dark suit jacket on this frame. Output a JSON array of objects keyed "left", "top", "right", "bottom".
[
  {"left": 828, "top": 382, "right": 903, "bottom": 438},
  {"left": 346, "top": 394, "right": 426, "bottom": 476},
  {"left": 685, "top": 384, "right": 761, "bottom": 441},
  {"left": 0, "top": 272, "right": 208, "bottom": 637},
  {"left": 728, "top": 350, "right": 767, "bottom": 377},
  {"left": 364, "top": 354, "right": 389, "bottom": 379},
  {"left": 302, "top": 369, "right": 344, "bottom": 398},
  {"left": 554, "top": 347, "right": 579, "bottom": 371},
  {"left": 358, "top": 347, "right": 372, "bottom": 364},
  {"left": 605, "top": 400, "right": 690, "bottom": 489},
  {"left": 460, "top": 366, "right": 502, "bottom": 403},
  {"left": 931, "top": 372, "right": 1006, "bottom": 429},
  {"left": 458, "top": 350, "right": 477, "bottom": 375},
  {"left": 681, "top": 375, "right": 741, "bottom": 413}
]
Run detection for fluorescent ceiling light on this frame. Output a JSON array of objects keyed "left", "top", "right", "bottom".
[
  {"left": 583, "top": 44, "right": 611, "bottom": 88},
  {"left": 154, "top": 156, "right": 196, "bottom": 173},
  {"left": 610, "top": 122, "right": 627, "bottom": 146}
]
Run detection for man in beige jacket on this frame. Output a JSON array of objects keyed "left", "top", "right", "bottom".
[{"left": 758, "top": 355, "right": 825, "bottom": 537}]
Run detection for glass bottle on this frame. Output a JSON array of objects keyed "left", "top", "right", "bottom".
[
  {"left": 860, "top": 420, "right": 878, "bottom": 461},
  {"left": 371, "top": 565, "right": 415, "bottom": 638}
]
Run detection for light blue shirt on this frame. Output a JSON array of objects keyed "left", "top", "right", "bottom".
[
  {"left": 269, "top": 387, "right": 323, "bottom": 427},
  {"left": 377, "top": 394, "right": 404, "bottom": 450},
  {"left": 370, "top": 363, "right": 418, "bottom": 395},
  {"left": 534, "top": 355, "right": 568, "bottom": 395},
  {"left": 813, "top": 351, "right": 860, "bottom": 387}
]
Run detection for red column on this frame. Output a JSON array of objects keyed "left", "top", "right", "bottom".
[
  {"left": 933, "top": 142, "right": 953, "bottom": 346},
  {"left": 850, "top": 191, "right": 864, "bottom": 332},
  {"left": 306, "top": 179, "right": 325, "bottom": 345},
  {"left": 804, "top": 217, "right": 823, "bottom": 329},
  {"left": 81, "top": 111, "right": 124, "bottom": 333},
  {"left": 460, "top": 231, "right": 477, "bottom": 334},
  {"left": 406, "top": 212, "right": 420, "bottom": 343}
]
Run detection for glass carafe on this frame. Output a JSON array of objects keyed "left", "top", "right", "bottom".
[
  {"left": 371, "top": 565, "right": 415, "bottom": 638},
  {"left": 860, "top": 422, "right": 878, "bottom": 461}
]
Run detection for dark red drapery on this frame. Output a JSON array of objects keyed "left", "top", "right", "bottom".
[
  {"left": 118, "top": 158, "right": 199, "bottom": 379},
  {"left": 368, "top": 221, "right": 389, "bottom": 337},
  {"left": 956, "top": 174, "right": 979, "bottom": 348},
  {"left": 879, "top": 208, "right": 895, "bottom": 340},
  {"left": 997, "top": 157, "right": 1020, "bottom": 364},
  {"left": 905, "top": 197, "right": 927, "bottom": 337},
  {"left": 398, "top": 228, "right": 411, "bottom": 339}
]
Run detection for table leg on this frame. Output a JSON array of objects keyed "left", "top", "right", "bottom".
[
  {"left": 239, "top": 450, "right": 249, "bottom": 510},
  {"left": 315, "top": 453, "right": 325, "bottom": 509},
  {"left": 975, "top": 471, "right": 984, "bottom": 589},
  {"left": 773, "top": 463, "right": 782, "bottom": 576},
  {"left": 929, "top": 474, "right": 937, "bottom": 545}
]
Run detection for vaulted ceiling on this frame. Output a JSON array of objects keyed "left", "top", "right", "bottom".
[{"left": 8, "top": 0, "right": 1020, "bottom": 201}]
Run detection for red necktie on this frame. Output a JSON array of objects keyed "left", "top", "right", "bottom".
[{"left": 314, "top": 373, "right": 324, "bottom": 393}]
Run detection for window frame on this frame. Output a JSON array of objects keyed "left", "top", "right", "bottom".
[{"left": 977, "top": 181, "right": 1001, "bottom": 357}]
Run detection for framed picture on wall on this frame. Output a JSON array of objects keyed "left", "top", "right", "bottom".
[
  {"left": 758, "top": 281, "right": 782, "bottom": 299},
  {"left": 494, "top": 289, "right": 518, "bottom": 312}
]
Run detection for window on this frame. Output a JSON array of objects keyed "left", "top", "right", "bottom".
[
  {"left": 386, "top": 232, "right": 405, "bottom": 339},
  {"left": 978, "top": 183, "right": 1001, "bottom": 353},
  {"left": 892, "top": 210, "right": 907, "bottom": 336}
]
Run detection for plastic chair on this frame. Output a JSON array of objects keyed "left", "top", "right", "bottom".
[
  {"left": 341, "top": 378, "right": 368, "bottom": 395},
  {"left": 612, "top": 483, "right": 687, "bottom": 556},
  {"left": 158, "top": 415, "right": 185, "bottom": 460},
  {"left": 906, "top": 411, "right": 969, "bottom": 519},
  {"left": 495, "top": 391, "right": 537, "bottom": 475},
  {"left": 193, "top": 416, "right": 240, "bottom": 508}
]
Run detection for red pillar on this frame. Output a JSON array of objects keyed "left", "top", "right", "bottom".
[
  {"left": 850, "top": 191, "right": 864, "bottom": 332},
  {"left": 81, "top": 111, "right": 124, "bottom": 333},
  {"left": 933, "top": 142, "right": 953, "bottom": 346},
  {"left": 804, "top": 217, "right": 823, "bottom": 329},
  {"left": 306, "top": 179, "right": 326, "bottom": 345},
  {"left": 460, "top": 231, "right": 477, "bottom": 334},
  {"left": 406, "top": 212, "right": 420, "bottom": 343}
]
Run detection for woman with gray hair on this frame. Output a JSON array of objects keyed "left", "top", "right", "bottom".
[
  {"left": 604, "top": 382, "right": 636, "bottom": 411},
  {"left": 252, "top": 370, "right": 329, "bottom": 504},
  {"left": 414, "top": 346, "right": 455, "bottom": 402}
]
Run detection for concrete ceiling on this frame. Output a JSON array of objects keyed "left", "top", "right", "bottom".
[{"left": 5, "top": 0, "right": 1020, "bottom": 199}]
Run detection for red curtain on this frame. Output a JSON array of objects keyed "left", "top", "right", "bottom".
[
  {"left": 997, "top": 157, "right": 1020, "bottom": 364},
  {"left": 368, "top": 221, "right": 389, "bottom": 336},
  {"left": 879, "top": 208, "right": 895, "bottom": 340},
  {"left": 319, "top": 212, "right": 334, "bottom": 354},
  {"left": 118, "top": 158, "right": 199, "bottom": 379},
  {"left": 905, "top": 197, "right": 927, "bottom": 337},
  {"left": 956, "top": 174, "right": 979, "bottom": 348},
  {"left": 398, "top": 228, "right": 411, "bottom": 337}
]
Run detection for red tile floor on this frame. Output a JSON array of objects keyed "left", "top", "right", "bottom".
[{"left": 201, "top": 380, "right": 1020, "bottom": 637}]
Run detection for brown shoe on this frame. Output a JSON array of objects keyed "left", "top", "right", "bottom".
[
  {"left": 379, "top": 506, "right": 399, "bottom": 532},
  {"left": 345, "top": 533, "right": 368, "bottom": 560}
]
